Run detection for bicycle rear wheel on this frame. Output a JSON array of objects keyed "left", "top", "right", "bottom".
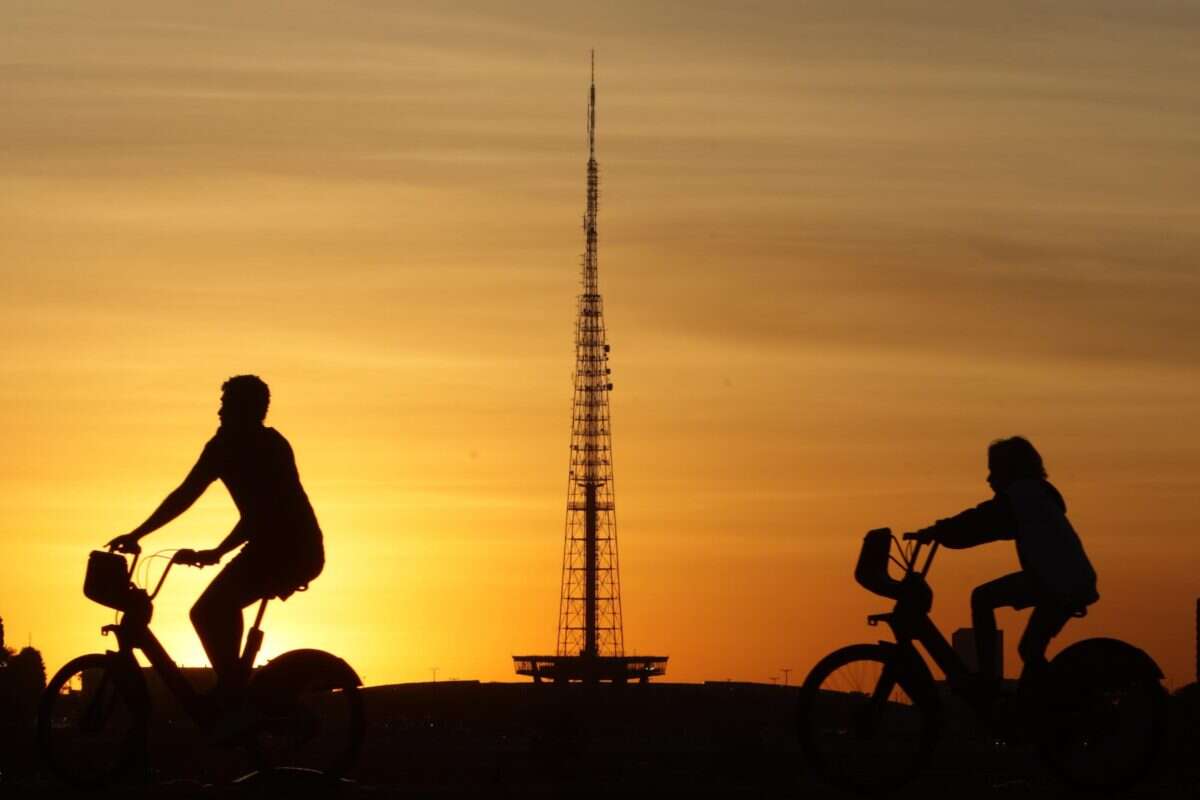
[
  {"left": 1036, "top": 639, "right": 1168, "bottom": 790},
  {"left": 247, "top": 649, "right": 364, "bottom": 778},
  {"left": 37, "top": 653, "right": 148, "bottom": 789},
  {"left": 798, "top": 643, "right": 939, "bottom": 794}
]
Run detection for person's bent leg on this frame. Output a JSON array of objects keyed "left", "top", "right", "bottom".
[
  {"left": 1017, "top": 604, "right": 1072, "bottom": 685},
  {"left": 971, "top": 572, "right": 1038, "bottom": 680},
  {"left": 190, "top": 556, "right": 263, "bottom": 693},
  {"left": 970, "top": 587, "right": 1000, "bottom": 680}
]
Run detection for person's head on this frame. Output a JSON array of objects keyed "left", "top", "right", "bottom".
[
  {"left": 219, "top": 375, "right": 270, "bottom": 428},
  {"left": 987, "top": 436, "right": 1046, "bottom": 492}
]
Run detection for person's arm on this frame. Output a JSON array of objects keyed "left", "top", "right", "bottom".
[
  {"left": 914, "top": 496, "right": 1015, "bottom": 549},
  {"left": 213, "top": 519, "right": 249, "bottom": 558},
  {"left": 108, "top": 444, "right": 218, "bottom": 551},
  {"left": 181, "top": 520, "right": 248, "bottom": 566}
]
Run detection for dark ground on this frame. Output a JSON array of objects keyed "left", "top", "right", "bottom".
[{"left": 3, "top": 680, "right": 1198, "bottom": 798}]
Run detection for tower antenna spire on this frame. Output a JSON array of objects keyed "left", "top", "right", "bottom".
[{"left": 588, "top": 50, "right": 596, "bottom": 158}]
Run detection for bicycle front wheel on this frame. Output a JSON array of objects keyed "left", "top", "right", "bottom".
[
  {"left": 798, "top": 643, "right": 939, "bottom": 794},
  {"left": 37, "top": 653, "right": 148, "bottom": 789}
]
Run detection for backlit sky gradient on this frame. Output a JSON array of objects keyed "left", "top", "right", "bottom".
[{"left": 3, "top": 2, "right": 1198, "bottom": 687}]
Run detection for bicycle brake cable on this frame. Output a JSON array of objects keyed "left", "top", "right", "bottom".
[{"left": 138, "top": 549, "right": 179, "bottom": 591}]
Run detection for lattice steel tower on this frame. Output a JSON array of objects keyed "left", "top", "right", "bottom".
[
  {"left": 558, "top": 52, "right": 621, "bottom": 660},
  {"left": 514, "top": 54, "right": 666, "bottom": 683}
]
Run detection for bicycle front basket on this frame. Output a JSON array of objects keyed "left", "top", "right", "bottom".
[
  {"left": 854, "top": 528, "right": 904, "bottom": 599},
  {"left": 83, "top": 550, "right": 132, "bottom": 610}
]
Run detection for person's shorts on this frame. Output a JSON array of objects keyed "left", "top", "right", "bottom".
[{"left": 223, "top": 545, "right": 324, "bottom": 602}]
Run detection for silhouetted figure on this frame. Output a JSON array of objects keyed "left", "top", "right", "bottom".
[
  {"left": 909, "top": 437, "right": 1098, "bottom": 685},
  {"left": 108, "top": 375, "right": 324, "bottom": 696}
]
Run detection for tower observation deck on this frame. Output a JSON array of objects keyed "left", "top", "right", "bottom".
[{"left": 513, "top": 55, "right": 667, "bottom": 684}]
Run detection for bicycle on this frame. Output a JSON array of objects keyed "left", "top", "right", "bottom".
[
  {"left": 796, "top": 527, "right": 1167, "bottom": 794},
  {"left": 37, "top": 545, "right": 365, "bottom": 788}
]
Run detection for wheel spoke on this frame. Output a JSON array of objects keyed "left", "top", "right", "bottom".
[{"left": 798, "top": 644, "right": 935, "bottom": 793}]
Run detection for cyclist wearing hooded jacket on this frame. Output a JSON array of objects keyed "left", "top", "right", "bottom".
[{"left": 908, "top": 436, "right": 1098, "bottom": 685}]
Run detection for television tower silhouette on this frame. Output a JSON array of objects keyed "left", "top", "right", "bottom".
[{"left": 514, "top": 54, "right": 667, "bottom": 684}]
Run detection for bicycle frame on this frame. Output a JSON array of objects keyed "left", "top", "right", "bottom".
[
  {"left": 104, "top": 551, "right": 270, "bottom": 727},
  {"left": 867, "top": 538, "right": 977, "bottom": 693}
]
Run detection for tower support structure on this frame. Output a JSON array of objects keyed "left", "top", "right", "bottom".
[{"left": 514, "top": 54, "right": 666, "bottom": 684}]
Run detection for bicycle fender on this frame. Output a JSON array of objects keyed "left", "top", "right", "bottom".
[
  {"left": 251, "top": 648, "right": 362, "bottom": 696},
  {"left": 1050, "top": 637, "right": 1164, "bottom": 683}
]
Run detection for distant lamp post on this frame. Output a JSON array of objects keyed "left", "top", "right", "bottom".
[{"left": 781, "top": 668, "right": 792, "bottom": 686}]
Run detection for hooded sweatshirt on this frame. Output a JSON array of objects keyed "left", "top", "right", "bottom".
[{"left": 919, "top": 477, "right": 1098, "bottom": 608}]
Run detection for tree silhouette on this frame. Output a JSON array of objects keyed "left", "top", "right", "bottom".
[
  {"left": 0, "top": 616, "right": 46, "bottom": 721},
  {"left": 0, "top": 616, "right": 44, "bottom": 781},
  {"left": 8, "top": 647, "right": 45, "bottom": 704}
]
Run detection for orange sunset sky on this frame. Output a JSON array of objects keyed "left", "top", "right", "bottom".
[{"left": 3, "top": 2, "right": 1198, "bottom": 689}]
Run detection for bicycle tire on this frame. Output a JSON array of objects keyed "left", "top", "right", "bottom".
[
  {"left": 1036, "top": 638, "right": 1168, "bottom": 790},
  {"left": 37, "top": 653, "right": 148, "bottom": 789},
  {"left": 797, "top": 643, "right": 939, "bottom": 795},
  {"left": 246, "top": 649, "right": 365, "bottom": 778}
]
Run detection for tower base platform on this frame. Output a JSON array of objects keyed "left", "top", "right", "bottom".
[{"left": 512, "top": 654, "right": 668, "bottom": 684}]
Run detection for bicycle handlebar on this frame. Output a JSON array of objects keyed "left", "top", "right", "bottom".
[
  {"left": 919, "top": 541, "right": 940, "bottom": 578},
  {"left": 895, "top": 531, "right": 940, "bottom": 578},
  {"left": 108, "top": 548, "right": 188, "bottom": 601},
  {"left": 145, "top": 549, "right": 220, "bottom": 598},
  {"left": 149, "top": 558, "right": 176, "bottom": 599}
]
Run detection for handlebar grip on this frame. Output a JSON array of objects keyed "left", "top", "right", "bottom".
[{"left": 902, "top": 532, "right": 920, "bottom": 541}]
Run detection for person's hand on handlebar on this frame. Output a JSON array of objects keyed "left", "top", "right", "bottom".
[
  {"left": 106, "top": 533, "right": 142, "bottom": 554},
  {"left": 903, "top": 530, "right": 934, "bottom": 545},
  {"left": 174, "top": 548, "right": 221, "bottom": 567}
]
